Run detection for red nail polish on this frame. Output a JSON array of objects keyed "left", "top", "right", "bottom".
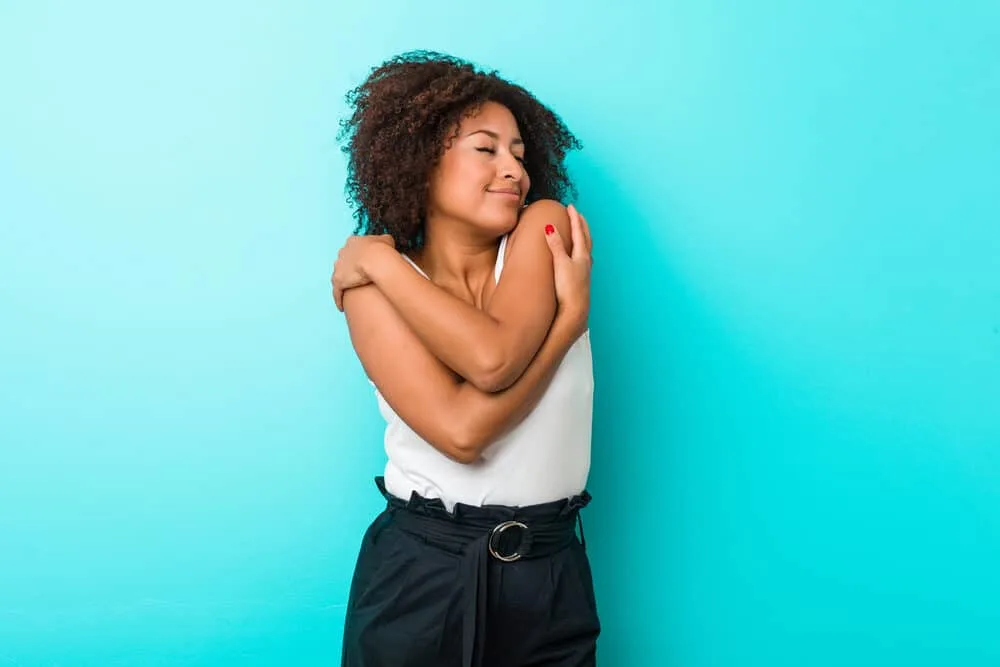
[{"left": 545, "top": 224, "right": 555, "bottom": 235}]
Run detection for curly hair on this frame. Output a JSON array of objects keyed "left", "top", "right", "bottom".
[{"left": 337, "top": 50, "right": 582, "bottom": 251}]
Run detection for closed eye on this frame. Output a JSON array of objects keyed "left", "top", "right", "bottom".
[
  {"left": 478, "top": 147, "right": 526, "bottom": 164},
  {"left": 476, "top": 146, "right": 524, "bottom": 164}
]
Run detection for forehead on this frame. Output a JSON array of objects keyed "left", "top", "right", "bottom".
[{"left": 460, "top": 101, "right": 521, "bottom": 136}]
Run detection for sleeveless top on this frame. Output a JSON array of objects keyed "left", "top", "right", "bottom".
[{"left": 373, "top": 235, "right": 594, "bottom": 510}]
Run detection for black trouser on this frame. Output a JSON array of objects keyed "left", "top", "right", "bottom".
[{"left": 342, "top": 477, "right": 600, "bottom": 667}]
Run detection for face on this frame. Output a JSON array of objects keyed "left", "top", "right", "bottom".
[{"left": 426, "top": 101, "right": 531, "bottom": 236}]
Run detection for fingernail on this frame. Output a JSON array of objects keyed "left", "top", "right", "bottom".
[{"left": 545, "top": 224, "right": 555, "bottom": 235}]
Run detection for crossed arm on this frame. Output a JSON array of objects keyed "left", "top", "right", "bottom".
[{"left": 336, "top": 200, "right": 592, "bottom": 463}]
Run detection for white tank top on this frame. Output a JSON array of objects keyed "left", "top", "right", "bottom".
[{"left": 373, "top": 235, "right": 594, "bottom": 510}]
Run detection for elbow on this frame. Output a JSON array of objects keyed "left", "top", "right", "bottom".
[
  {"left": 442, "top": 422, "right": 488, "bottom": 465},
  {"left": 447, "top": 446, "right": 481, "bottom": 465},
  {"left": 469, "top": 374, "right": 510, "bottom": 394},
  {"left": 468, "top": 352, "right": 516, "bottom": 393}
]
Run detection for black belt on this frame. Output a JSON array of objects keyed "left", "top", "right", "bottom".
[{"left": 375, "top": 477, "right": 586, "bottom": 667}]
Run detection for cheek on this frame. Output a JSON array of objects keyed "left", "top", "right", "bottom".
[
  {"left": 428, "top": 160, "right": 468, "bottom": 204},
  {"left": 443, "top": 157, "right": 490, "bottom": 193},
  {"left": 428, "top": 165, "right": 487, "bottom": 213}
]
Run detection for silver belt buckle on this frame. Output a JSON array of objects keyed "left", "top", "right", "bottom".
[{"left": 488, "top": 520, "right": 528, "bottom": 562}]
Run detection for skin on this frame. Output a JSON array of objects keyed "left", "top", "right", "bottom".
[
  {"left": 332, "top": 101, "right": 593, "bottom": 463},
  {"left": 334, "top": 103, "right": 583, "bottom": 391}
]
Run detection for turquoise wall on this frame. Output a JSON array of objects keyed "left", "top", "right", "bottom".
[{"left": 2, "top": 1, "right": 998, "bottom": 665}]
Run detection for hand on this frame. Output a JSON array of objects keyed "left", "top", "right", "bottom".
[
  {"left": 331, "top": 234, "right": 395, "bottom": 311},
  {"left": 543, "top": 204, "right": 593, "bottom": 337}
]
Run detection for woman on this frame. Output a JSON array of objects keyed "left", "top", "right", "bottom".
[{"left": 331, "top": 51, "right": 597, "bottom": 667}]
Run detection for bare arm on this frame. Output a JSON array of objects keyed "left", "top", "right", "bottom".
[
  {"left": 344, "top": 284, "right": 586, "bottom": 463},
  {"left": 350, "top": 200, "right": 573, "bottom": 392},
  {"left": 341, "top": 214, "right": 592, "bottom": 464}
]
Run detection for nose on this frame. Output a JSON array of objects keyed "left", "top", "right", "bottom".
[{"left": 500, "top": 152, "right": 525, "bottom": 182}]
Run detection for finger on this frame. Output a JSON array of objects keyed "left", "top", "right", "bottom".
[
  {"left": 544, "top": 223, "right": 569, "bottom": 261},
  {"left": 567, "top": 204, "right": 585, "bottom": 259},
  {"left": 334, "top": 286, "right": 344, "bottom": 312}
]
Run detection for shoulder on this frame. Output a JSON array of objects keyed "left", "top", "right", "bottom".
[
  {"left": 518, "top": 199, "right": 570, "bottom": 229},
  {"left": 508, "top": 199, "right": 572, "bottom": 254}
]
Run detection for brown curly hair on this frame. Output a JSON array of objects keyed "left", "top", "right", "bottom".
[{"left": 337, "top": 51, "right": 582, "bottom": 251}]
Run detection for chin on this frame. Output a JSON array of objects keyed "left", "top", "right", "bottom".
[
  {"left": 469, "top": 209, "right": 519, "bottom": 237},
  {"left": 491, "top": 212, "right": 521, "bottom": 236}
]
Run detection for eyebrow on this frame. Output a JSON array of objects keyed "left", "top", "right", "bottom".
[{"left": 467, "top": 129, "right": 524, "bottom": 145}]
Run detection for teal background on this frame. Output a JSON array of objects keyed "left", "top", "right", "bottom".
[{"left": 2, "top": 1, "right": 998, "bottom": 665}]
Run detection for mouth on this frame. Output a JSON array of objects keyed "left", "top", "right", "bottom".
[{"left": 487, "top": 189, "right": 521, "bottom": 200}]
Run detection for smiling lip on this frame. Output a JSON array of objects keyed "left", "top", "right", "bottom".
[{"left": 488, "top": 189, "right": 521, "bottom": 199}]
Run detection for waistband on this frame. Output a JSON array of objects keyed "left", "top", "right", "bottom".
[{"left": 373, "top": 476, "right": 591, "bottom": 667}]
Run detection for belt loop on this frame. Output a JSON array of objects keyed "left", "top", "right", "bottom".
[{"left": 576, "top": 512, "right": 587, "bottom": 550}]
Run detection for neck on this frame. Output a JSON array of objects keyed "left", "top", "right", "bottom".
[{"left": 413, "top": 215, "right": 499, "bottom": 287}]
